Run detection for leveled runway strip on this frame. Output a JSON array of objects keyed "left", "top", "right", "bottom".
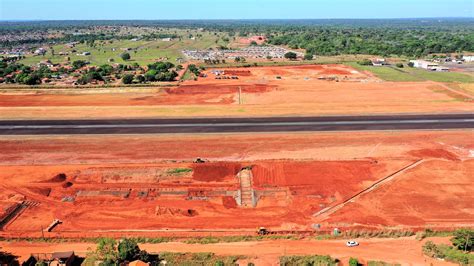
[{"left": 0, "top": 114, "right": 473, "bottom": 135}]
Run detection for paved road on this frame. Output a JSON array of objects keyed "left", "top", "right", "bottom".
[{"left": 0, "top": 114, "right": 473, "bottom": 135}]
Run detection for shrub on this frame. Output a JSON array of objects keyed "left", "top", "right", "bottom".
[
  {"left": 120, "top": 53, "right": 131, "bottom": 61},
  {"left": 396, "top": 63, "right": 404, "bottom": 68},
  {"left": 280, "top": 255, "right": 338, "bottom": 266},
  {"left": 284, "top": 52, "right": 297, "bottom": 60},
  {"left": 122, "top": 74, "right": 134, "bottom": 84},
  {"left": 304, "top": 53, "right": 314, "bottom": 60},
  {"left": 349, "top": 257, "right": 359, "bottom": 266},
  {"left": 357, "top": 59, "right": 373, "bottom": 66}
]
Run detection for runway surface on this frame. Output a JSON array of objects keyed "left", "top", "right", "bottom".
[{"left": 0, "top": 114, "right": 473, "bottom": 135}]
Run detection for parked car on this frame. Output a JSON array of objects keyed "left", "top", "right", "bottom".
[{"left": 346, "top": 240, "right": 359, "bottom": 247}]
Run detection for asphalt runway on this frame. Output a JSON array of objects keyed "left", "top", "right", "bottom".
[{"left": 0, "top": 114, "right": 473, "bottom": 135}]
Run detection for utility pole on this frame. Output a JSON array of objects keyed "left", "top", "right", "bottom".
[{"left": 238, "top": 86, "right": 242, "bottom": 105}]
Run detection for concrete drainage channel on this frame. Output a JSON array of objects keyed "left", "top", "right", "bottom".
[
  {"left": 0, "top": 201, "right": 39, "bottom": 230},
  {"left": 237, "top": 168, "right": 258, "bottom": 208}
]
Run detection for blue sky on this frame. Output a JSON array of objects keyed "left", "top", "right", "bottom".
[{"left": 1, "top": 0, "right": 473, "bottom": 20}]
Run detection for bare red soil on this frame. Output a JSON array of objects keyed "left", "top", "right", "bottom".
[
  {"left": 1, "top": 64, "right": 471, "bottom": 120},
  {"left": 0, "top": 131, "right": 472, "bottom": 238},
  {"left": 322, "top": 159, "right": 474, "bottom": 229},
  {"left": 238, "top": 36, "right": 266, "bottom": 45},
  {"left": 192, "top": 162, "right": 242, "bottom": 182}
]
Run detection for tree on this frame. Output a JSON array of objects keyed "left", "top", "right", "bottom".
[
  {"left": 72, "top": 60, "right": 87, "bottom": 70},
  {"left": 122, "top": 74, "right": 134, "bottom": 84},
  {"left": 396, "top": 63, "right": 404, "bottom": 68},
  {"left": 121, "top": 52, "right": 131, "bottom": 61},
  {"left": 250, "top": 41, "right": 258, "bottom": 46},
  {"left": 407, "top": 62, "right": 415, "bottom": 67},
  {"left": 98, "top": 64, "right": 114, "bottom": 76},
  {"left": 117, "top": 238, "right": 140, "bottom": 262},
  {"left": 284, "top": 52, "right": 297, "bottom": 60},
  {"left": 23, "top": 74, "right": 41, "bottom": 85},
  {"left": 304, "top": 53, "right": 314, "bottom": 60},
  {"left": 95, "top": 238, "right": 118, "bottom": 265},
  {"left": 357, "top": 59, "right": 373, "bottom": 66},
  {"left": 135, "top": 75, "right": 145, "bottom": 83},
  {"left": 451, "top": 228, "right": 473, "bottom": 251}
]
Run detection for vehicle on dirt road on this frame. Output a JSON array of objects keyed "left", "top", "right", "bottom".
[{"left": 346, "top": 240, "right": 359, "bottom": 247}]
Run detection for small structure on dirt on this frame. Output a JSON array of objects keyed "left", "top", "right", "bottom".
[
  {"left": 25, "top": 251, "right": 76, "bottom": 266},
  {"left": 51, "top": 251, "right": 75, "bottom": 266},
  {"left": 371, "top": 58, "right": 388, "bottom": 66}
]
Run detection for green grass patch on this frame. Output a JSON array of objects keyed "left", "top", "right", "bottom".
[
  {"left": 159, "top": 252, "right": 243, "bottom": 266},
  {"left": 280, "top": 255, "right": 338, "bottom": 266},
  {"left": 367, "top": 261, "right": 401, "bottom": 266},
  {"left": 167, "top": 168, "right": 193, "bottom": 175},
  {"left": 406, "top": 68, "right": 473, "bottom": 83},
  {"left": 184, "top": 235, "right": 298, "bottom": 244},
  {"left": 19, "top": 33, "right": 225, "bottom": 67},
  {"left": 348, "top": 62, "right": 473, "bottom": 83},
  {"left": 180, "top": 68, "right": 196, "bottom": 81},
  {"left": 347, "top": 63, "right": 424, "bottom": 82}
]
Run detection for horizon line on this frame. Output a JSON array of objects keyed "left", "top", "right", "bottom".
[{"left": 1, "top": 17, "right": 473, "bottom": 22}]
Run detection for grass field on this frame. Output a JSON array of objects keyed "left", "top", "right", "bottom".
[
  {"left": 19, "top": 32, "right": 230, "bottom": 67},
  {"left": 349, "top": 63, "right": 473, "bottom": 83}
]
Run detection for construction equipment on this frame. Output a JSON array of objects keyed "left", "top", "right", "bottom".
[{"left": 257, "top": 227, "right": 270, "bottom": 235}]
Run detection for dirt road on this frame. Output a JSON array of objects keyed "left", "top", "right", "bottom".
[{"left": 0, "top": 237, "right": 454, "bottom": 265}]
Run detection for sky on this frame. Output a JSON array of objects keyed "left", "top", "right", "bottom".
[{"left": 0, "top": 0, "right": 473, "bottom": 20}]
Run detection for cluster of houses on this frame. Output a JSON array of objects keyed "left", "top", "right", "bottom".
[
  {"left": 183, "top": 46, "right": 303, "bottom": 61},
  {"left": 369, "top": 55, "right": 474, "bottom": 72},
  {"left": 409, "top": 60, "right": 450, "bottom": 72}
]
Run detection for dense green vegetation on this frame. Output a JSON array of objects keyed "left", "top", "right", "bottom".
[
  {"left": 422, "top": 229, "right": 474, "bottom": 265},
  {"left": 3, "top": 19, "right": 473, "bottom": 58},
  {"left": 84, "top": 238, "right": 152, "bottom": 266},
  {"left": 159, "top": 252, "right": 243, "bottom": 266},
  {"left": 268, "top": 26, "right": 473, "bottom": 57}
]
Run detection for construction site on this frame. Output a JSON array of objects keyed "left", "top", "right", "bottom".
[
  {"left": 0, "top": 62, "right": 472, "bottom": 266},
  {"left": 0, "top": 128, "right": 472, "bottom": 239}
]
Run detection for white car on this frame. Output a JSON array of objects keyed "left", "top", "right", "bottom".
[{"left": 346, "top": 240, "right": 359, "bottom": 247}]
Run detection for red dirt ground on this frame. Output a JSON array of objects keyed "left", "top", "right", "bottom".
[
  {"left": 192, "top": 162, "right": 242, "bottom": 182},
  {"left": 322, "top": 159, "right": 474, "bottom": 229},
  {"left": 238, "top": 36, "right": 266, "bottom": 45},
  {"left": 1, "top": 64, "right": 471, "bottom": 119},
  {"left": 0, "top": 131, "right": 472, "bottom": 238}
]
